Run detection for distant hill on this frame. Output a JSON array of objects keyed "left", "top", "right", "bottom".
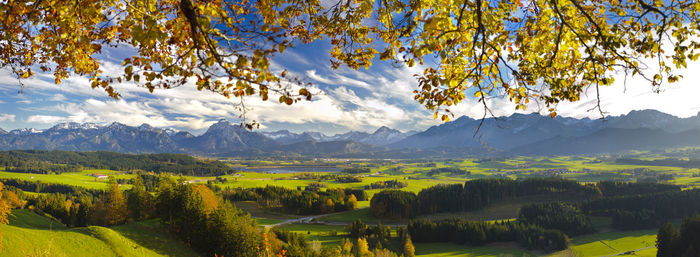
[{"left": 3, "top": 109, "right": 700, "bottom": 157}]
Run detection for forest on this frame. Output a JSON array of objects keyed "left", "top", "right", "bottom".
[
  {"left": 222, "top": 185, "right": 365, "bottom": 215},
  {"left": 369, "top": 177, "right": 685, "bottom": 219},
  {"left": 0, "top": 150, "right": 231, "bottom": 176}
]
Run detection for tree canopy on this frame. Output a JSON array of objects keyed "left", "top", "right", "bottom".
[{"left": 1, "top": 0, "right": 698, "bottom": 123}]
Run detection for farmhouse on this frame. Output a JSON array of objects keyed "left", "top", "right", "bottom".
[{"left": 91, "top": 173, "right": 109, "bottom": 179}]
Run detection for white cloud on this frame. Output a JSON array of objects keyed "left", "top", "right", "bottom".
[
  {"left": 27, "top": 115, "right": 66, "bottom": 124},
  {"left": 50, "top": 94, "right": 67, "bottom": 101},
  {"left": 3, "top": 40, "right": 700, "bottom": 135},
  {"left": 306, "top": 70, "right": 336, "bottom": 85},
  {"left": 0, "top": 114, "right": 15, "bottom": 122}
]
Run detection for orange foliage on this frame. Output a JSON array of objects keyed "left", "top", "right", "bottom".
[{"left": 193, "top": 184, "right": 219, "bottom": 214}]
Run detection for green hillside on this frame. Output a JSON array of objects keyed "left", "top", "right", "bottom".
[{"left": 1, "top": 210, "right": 199, "bottom": 257}]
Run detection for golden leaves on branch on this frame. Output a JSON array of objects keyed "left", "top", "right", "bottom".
[{"left": 1, "top": 0, "right": 699, "bottom": 122}]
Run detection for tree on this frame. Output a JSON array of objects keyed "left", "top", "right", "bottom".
[
  {"left": 192, "top": 184, "right": 219, "bottom": 214},
  {"left": 355, "top": 237, "right": 371, "bottom": 257},
  {"left": 2, "top": 0, "right": 698, "bottom": 125},
  {"left": 92, "top": 179, "right": 128, "bottom": 226},
  {"left": 1, "top": 190, "right": 22, "bottom": 209},
  {"left": 657, "top": 222, "right": 680, "bottom": 257},
  {"left": 679, "top": 214, "right": 700, "bottom": 257},
  {"left": 321, "top": 198, "right": 336, "bottom": 214},
  {"left": 403, "top": 237, "right": 416, "bottom": 257},
  {"left": 0, "top": 182, "right": 11, "bottom": 253},
  {"left": 127, "top": 175, "right": 153, "bottom": 221},
  {"left": 346, "top": 194, "right": 358, "bottom": 211}
]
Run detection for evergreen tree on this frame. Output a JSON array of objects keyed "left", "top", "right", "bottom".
[
  {"left": 657, "top": 222, "right": 680, "bottom": 257},
  {"left": 92, "top": 178, "right": 128, "bottom": 226},
  {"left": 127, "top": 175, "right": 152, "bottom": 221},
  {"left": 679, "top": 215, "right": 700, "bottom": 257},
  {"left": 207, "top": 202, "right": 263, "bottom": 257}
]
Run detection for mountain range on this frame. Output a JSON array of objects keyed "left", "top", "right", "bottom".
[{"left": 2, "top": 109, "right": 700, "bottom": 157}]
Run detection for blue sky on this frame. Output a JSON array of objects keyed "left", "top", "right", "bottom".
[{"left": 1, "top": 39, "right": 700, "bottom": 135}]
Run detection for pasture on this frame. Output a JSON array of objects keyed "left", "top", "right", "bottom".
[{"left": 1, "top": 210, "right": 198, "bottom": 257}]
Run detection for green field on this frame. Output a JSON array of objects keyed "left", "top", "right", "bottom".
[
  {"left": 276, "top": 224, "right": 348, "bottom": 247},
  {"left": 414, "top": 243, "right": 536, "bottom": 257},
  {"left": 5, "top": 152, "right": 700, "bottom": 256},
  {"left": 556, "top": 229, "right": 658, "bottom": 257},
  {"left": 1, "top": 210, "right": 198, "bottom": 257},
  {"left": 0, "top": 169, "right": 131, "bottom": 190}
]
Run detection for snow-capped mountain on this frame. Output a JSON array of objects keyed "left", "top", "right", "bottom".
[
  {"left": 0, "top": 128, "right": 6, "bottom": 135},
  {"left": 2, "top": 110, "right": 700, "bottom": 156},
  {"left": 9, "top": 128, "right": 43, "bottom": 136},
  {"left": 261, "top": 126, "right": 415, "bottom": 146},
  {"left": 46, "top": 122, "right": 100, "bottom": 131}
]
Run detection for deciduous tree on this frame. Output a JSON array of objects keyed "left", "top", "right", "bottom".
[
  {"left": 2, "top": 0, "right": 698, "bottom": 124},
  {"left": 0, "top": 182, "right": 10, "bottom": 253},
  {"left": 92, "top": 179, "right": 128, "bottom": 226}
]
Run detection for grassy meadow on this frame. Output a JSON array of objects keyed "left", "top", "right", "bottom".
[
  {"left": 4, "top": 150, "right": 700, "bottom": 256},
  {"left": 1, "top": 210, "right": 198, "bottom": 257}
]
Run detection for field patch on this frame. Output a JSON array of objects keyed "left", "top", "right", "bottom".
[{"left": 414, "top": 242, "right": 536, "bottom": 257}]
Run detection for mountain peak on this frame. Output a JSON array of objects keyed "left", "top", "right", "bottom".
[
  {"left": 9, "top": 128, "right": 43, "bottom": 135},
  {"left": 138, "top": 124, "right": 154, "bottom": 131},
  {"left": 107, "top": 122, "right": 126, "bottom": 129},
  {"left": 0, "top": 127, "right": 6, "bottom": 135},
  {"left": 49, "top": 122, "right": 101, "bottom": 131},
  {"left": 374, "top": 126, "right": 398, "bottom": 134},
  {"left": 216, "top": 119, "right": 232, "bottom": 125}
]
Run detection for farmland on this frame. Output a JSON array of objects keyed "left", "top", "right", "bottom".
[{"left": 3, "top": 149, "right": 700, "bottom": 256}]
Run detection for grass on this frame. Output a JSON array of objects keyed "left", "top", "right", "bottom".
[
  {"left": 2, "top": 155, "right": 696, "bottom": 257},
  {"left": 276, "top": 224, "right": 348, "bottom": 248},
  {"left": 414, "top": 242, "right": 536, "bottom": 257},
  {"left": 255, "top": 218, "right": 284, "bottom": 225},
  {"left": 317, "top": 208, "right": 380, "bottom": 223},
  {"left": 0, "top": 169, "right": 131, "bottom": 190},
  {"left": 1, "top": 209, "right": 198, "bottom": 257},
  {"left": 549, "top": 229, "right": 658, "bottom": 257}
]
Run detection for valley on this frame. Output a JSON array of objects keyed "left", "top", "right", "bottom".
[{"left": 2, "top": 148, "right": 700, "bottom": 256}]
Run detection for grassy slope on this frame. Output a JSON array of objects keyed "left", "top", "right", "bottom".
[
  {"left": 1, "top": 210, "right": 198, "bottom": 257},
  {"left": 551, "top": 229, "right": 658, "bottom": 257}
]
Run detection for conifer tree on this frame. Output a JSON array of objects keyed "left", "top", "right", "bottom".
[{"left": 657, "top": 222, "right": 680, "bottom": 257}]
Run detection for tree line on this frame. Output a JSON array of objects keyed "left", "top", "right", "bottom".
[
  {"left": 365, "top": 180, "right": 407, "bottom": 190},
  {"left": 581, "top": 188, "right": 700, "bottom": 230},
  {"left": 0, "top": 150, "right": 231, "bottom": 176},
  {"left": 408, "top": 218, "right": 568, "bottom": 251},
  {"left": 370, "top": 178, "right": 684, "bottom": 219},
  {"left": 427, "top": 167, "right": 470, "bottom": 176},
  {"left": 1, "top": 178, "right": 104, "bottom": 196},
  {"left": 656, "top": 215, "right": 700, "bottom": 257},
  {"left": 222, "top": 185, "right": 366, "bottom": 215},
  {"left": 518, "top": 202, "right": 594, "bottom": 236}
]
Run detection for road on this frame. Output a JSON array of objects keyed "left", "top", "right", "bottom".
[
  {"left": 260, "top": 207, "right": 368, "bottom": 228},
  {"left": 599, "top": 246, "right": 655, "bottom": 257}
]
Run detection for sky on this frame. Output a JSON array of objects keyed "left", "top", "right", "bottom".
[{"left": 1, "top": 39, "right": 699, "bottom": 135}]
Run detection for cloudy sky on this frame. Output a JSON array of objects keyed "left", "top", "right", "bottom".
[{"left": 1, "top": 39, "right": 699, "bottom": 135}]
